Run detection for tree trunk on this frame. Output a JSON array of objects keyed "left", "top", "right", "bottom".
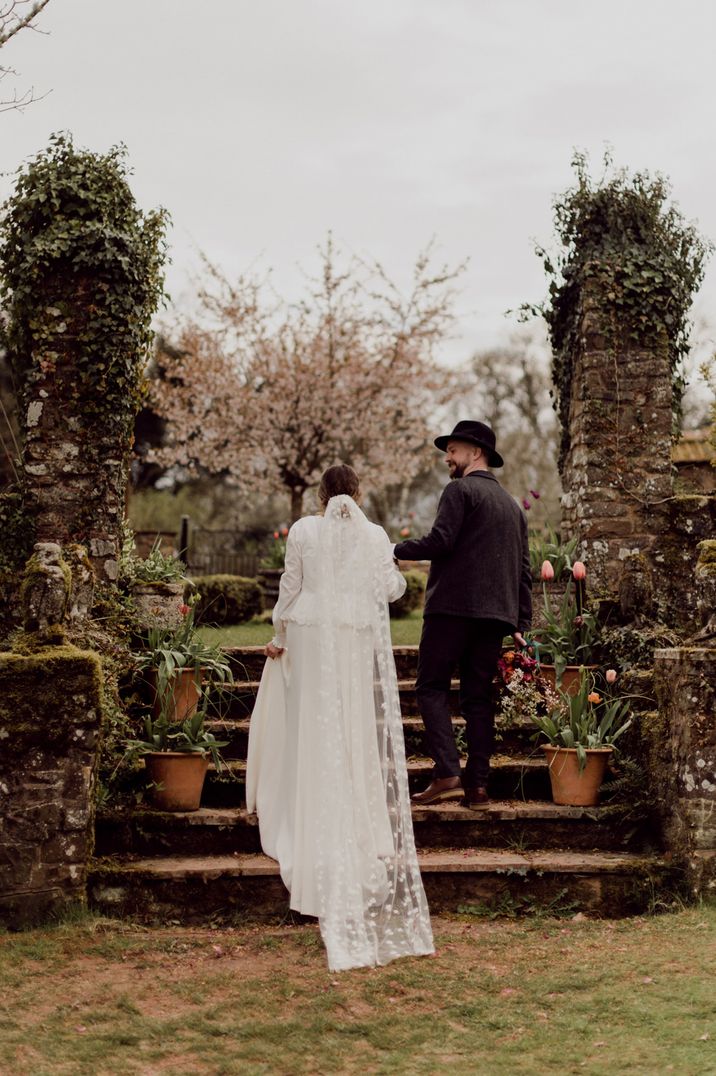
[{"left": 290, "top": 486, "right": 305, "bottom": 522}]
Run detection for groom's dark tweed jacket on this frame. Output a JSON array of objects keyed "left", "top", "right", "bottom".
[{"left": 393, "top": 471, "right": 532, "bottom": 632}]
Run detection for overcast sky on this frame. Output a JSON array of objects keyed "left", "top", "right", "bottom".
[{"left": 3, "top": 0, "right": 716, "bottom": 369}]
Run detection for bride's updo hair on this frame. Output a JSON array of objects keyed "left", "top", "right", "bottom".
[{"left": 318, "top": 464, "right": 361, "bottom": 508}]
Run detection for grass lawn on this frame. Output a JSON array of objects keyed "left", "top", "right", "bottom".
[
  {"left": 198, "top": 609, "right": 424, "bottom": 649},
  {"left": 1, "top": 905, "right": 714, "bottom": 1074}
]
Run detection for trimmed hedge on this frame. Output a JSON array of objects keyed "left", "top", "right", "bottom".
[
  {"left": 189, "top": 575, "right": 264, "bottom": 625},
  {"left": 389, "top": 570, "right": 426, "bottom": 619}
]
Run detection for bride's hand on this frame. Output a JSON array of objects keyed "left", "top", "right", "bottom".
[{"left": 265, "top": 642, "right": 285, "bottom": 660}]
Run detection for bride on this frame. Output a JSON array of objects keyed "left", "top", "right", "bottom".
[{"left": 246, "top": 464, "right": 434, "bottom": 971}]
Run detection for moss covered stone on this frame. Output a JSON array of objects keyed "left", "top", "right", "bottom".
[
  {"left": 0, "top": 645, "right": 104, "bottom": 927},
  {"left": 696, "top": 540, "right": 716, "bottom": 572}
]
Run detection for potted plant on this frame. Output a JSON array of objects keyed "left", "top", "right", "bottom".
[
  {"left": 124, "top": 707, "right": 230, "bottom": 812},
  {"left": 127, "top": 603, "right": 234, "bottom": 810},
  {"left": 529, "top": 526, "right": 578, "bottom": 582},
  {"left": 531, "top": 667, "right": 633, "bottom": 806},
  {"left": 120, "top": 529, "right": 188, "bottom": 629},
  {"left": 528, "top": 560, "right": 598, "bottom": 691},
  {"left": 133, "top": 602, "right": 234, "bottom": 722},
  {"left": 529, "top": 528, "right": 578, "bottom": 629}
]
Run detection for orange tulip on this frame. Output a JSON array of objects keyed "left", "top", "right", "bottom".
[{"left": 588, "top": 692, "right": 602, "bottom": 704}]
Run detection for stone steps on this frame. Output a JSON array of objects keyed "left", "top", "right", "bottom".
[
  {"left": 91, "top": 646, "right": 663, "bottom": 923},
  {"left": 88, "top": 847, "right": 672, "bottom": 922},
  {"left": 207, "top": 679, "right": 461, "bottom": 720}
]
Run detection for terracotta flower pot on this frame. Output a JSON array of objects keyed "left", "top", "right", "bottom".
[
  {"left": 541, "top": 744, "right": 613, "bottom": 806},
  {"left": 147, "top": 667, "right": 202, "bottom": 722},
  {"left": 144, "top": 751, "right": 209, "bottom": 811},
  {"left": 537, "top": 664, "right": 597, "bottom": 697}
]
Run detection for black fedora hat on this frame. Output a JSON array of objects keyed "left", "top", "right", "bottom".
[{"left": 434, "top": 420, "right": 504, "bottom": 468}]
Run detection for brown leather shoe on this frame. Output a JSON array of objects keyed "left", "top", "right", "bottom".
[
  {"left": 411, "top": 776, "right": 463, "bottom": 805},
  {"left": 464, "top": 786, "right": 490, "bottom": 809}
]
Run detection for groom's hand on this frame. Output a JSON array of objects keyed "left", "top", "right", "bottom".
[
  {"left": 513, "top": 632, "right": 527, "bottom": 649},
  {"left": 265, "top": 642, "right": 284, "bottom": 660}
]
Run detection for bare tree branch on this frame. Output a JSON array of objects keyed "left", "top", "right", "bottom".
[
  {"left": 0, "top": 0, "right": 51, "bottom": 47},
  {"left": 0, "top": 0, "right": 51, "bottom": 112}
]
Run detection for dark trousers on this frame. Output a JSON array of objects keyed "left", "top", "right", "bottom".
[{"left": 416, "top": 614, "right": 508, "bottom": 788}]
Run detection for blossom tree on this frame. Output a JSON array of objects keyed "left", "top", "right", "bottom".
[{"left": 150, "top": 237, "right": 464, "bottom": 520}]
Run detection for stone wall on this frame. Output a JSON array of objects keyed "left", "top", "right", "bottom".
[
  {"left": 0, "top": 646, "right": 104, "bottom": 926},
  {"left": 652, "top": 647, "right": 716, "bottom": 896}
]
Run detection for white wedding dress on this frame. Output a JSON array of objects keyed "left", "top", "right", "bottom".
[{"left": 246, "top": 495, "right": 434, "bottom": 971}]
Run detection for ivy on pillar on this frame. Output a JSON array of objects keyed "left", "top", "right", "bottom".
[{"left": 0, "top": 133, "right": 169, "bottom": 584}]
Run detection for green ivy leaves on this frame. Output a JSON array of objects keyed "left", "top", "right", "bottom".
[
  {"left": 0, "top": 132, "right": 169, "bottom": 442},
  {"left": 529, "top": 151, "right": 712, "bottom": 465}
]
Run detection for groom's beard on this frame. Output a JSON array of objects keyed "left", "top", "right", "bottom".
[{"left": 449, "top": 462, "right": 466, "bottom": 479}]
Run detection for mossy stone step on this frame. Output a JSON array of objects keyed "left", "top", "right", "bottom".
[
  {"left": 88, "top": 848, "right": 673, "bottom": 922},
  {"left": 95, "top": 800, "right": 642, "bottom": 859},
  {"left": 224, "top": 645, "right": 421, "bottom": 682},
  {"left": 201, "top": 755, "right": 552, "bottom": 807}
]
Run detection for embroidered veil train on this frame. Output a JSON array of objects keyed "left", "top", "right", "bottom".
[{"left": 246, "top": 494, "right": 434, "bottom": 971}]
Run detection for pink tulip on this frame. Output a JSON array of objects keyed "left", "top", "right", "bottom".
[
  {"left": 606, "top": 669, "right": 617, "bottom": 684},
  {"left": 573, "top": 561, "right": 587, "bottom": 581},
  {"left": 400, "top": 527, "right": 410, "bottom": 537},
  {"left": 541, "top": 560, "right": 555, "bottom": 581}
]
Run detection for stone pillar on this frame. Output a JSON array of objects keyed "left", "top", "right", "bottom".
[
  {"left": 22, "top": 278, "right": 127, "bottom": 584},
  {"left": 0, "top": 647, "right": 104, "bottom": 926},
  {"left": 652, "top": 647, "right": 716, "bottom": 896},
  {"left": 560, "top": 289, "right": 673, "bottom": 598}
]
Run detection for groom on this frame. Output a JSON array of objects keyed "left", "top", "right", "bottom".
[{"left": 393, "top": 421, "right": 532, "bottom": 808}]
